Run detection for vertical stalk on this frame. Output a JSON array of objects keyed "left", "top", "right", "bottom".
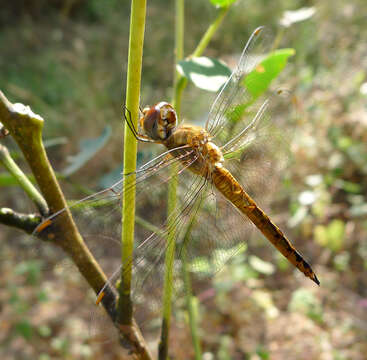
[
  {"left": 159, "top": 3, "right": 232, "bottom": 359},
  {"left": 174, "top": 5, "right": 229, "bottom": 114},
  {"left": 117, "top": 0, "right": 147, "bottom": 325},
  {"left": 191, "top": 6, "right": 229, "bottom": 58},
  {"left": 158, "top": 0, "right": 184, "bottom": 359},
  {"left": 158, "top": 165, "right": 179, "bottom": 360},
  {"left": 172, "top": 0, "right": 185, "bottom": 115},
  {"left": 182, "top": 221, "right": 202, "bottom": 359}
]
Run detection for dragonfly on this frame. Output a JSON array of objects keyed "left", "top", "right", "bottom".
[{"left": 35, "top": 26, "right": 319, "bottom": 340}]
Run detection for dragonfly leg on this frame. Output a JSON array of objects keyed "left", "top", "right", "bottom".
[{"left": 123, "top": 105, "right": 155, "bottom": 143}]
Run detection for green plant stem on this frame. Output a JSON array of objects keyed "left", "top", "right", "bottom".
[
  {"left": 192, "top": 6, "right": 229, "bottom": 58},
  {"left": 174, "top": 5, "right": 229, "bottom": 112},
  {"left": 158, "top": 0, "right": 185, "bottom": 359},
  {"left": 181, "top": 193, "right": 205, "bottom": 359},
  {"left": 117, "top": 0, "right": 147, "bottom": 327},
  {"left": 171, "top": 0, "right": 185, "bottom": 115},
  {"left": 159, "top": 164, "right": 179, "bottom": 360},
  {"left": 0, "top": 144, "right": 48, "bottom": 216},
  {"left": 136, "top": 215, "right": 165, "bottom": 237},
  {"left": 273, "top": 27, "right": 285, "bottom": 52},
  {"left": 159, "top": 3, "right": 231, "bottom": 359},
  {"left": 182, "top": 223, "right": 202, "bottom": 360},
  {"left": 173, "top": 76, "right": 187, "bottom": 120}
]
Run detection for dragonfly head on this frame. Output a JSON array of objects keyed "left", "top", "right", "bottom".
[{"left": 140, "top": 102, "right": 177, "bottom": 141}]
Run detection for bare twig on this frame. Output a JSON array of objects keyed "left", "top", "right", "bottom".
[
  {"left": 0, "top": 90, "right": 152, "bottom": 360},
  {"left": 0, "top": 143, "right": 48, "bottom": 216},
  {"left": 0, "top": 207, "right": 41, "bottom": 234}
]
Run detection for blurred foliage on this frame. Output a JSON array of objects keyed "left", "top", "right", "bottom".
[
  {"left": 288, "top": 288, "right": 323, "bottom": 323},
  {"left": 1, "top": 0, "right": 367, "bottom": 359}
]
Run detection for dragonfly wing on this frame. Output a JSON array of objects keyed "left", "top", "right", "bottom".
[
  {"left": 87, "top": 111, "right": 292, "bottom": 343},
  {"left": 173, "top": 113, "right": 295, "bottom": 294},
  {"left": 222, "top": 95, "right": 291, "bottom": 206},
  {"left": 205, "top": 26, "right": 275, "bottom": 147},
  {"left": 34, "top": 144, "right": 196, "bottom": 241},
  {"left": 90, "top": 170, "right": 210, "bottom": 343},
  {"left": 32, "top": 146, "right": 201, "bottom": 340},
  {"left": 175, "top": 185, "right": 254, "bottom": 280}
]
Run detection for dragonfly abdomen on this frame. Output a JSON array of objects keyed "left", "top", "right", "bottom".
[{"left": 212, "top": 165, "right": 320, "bottom": 285}]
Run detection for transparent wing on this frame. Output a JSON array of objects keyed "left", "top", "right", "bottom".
[
  {"left": 89, "top": 168, "right": 210, "bottom": 343},
  {"left": 181, "top": 92, "right": 294, "bottom": 302},
  {"left": 87, "top": 102, "right": 292, "bottom": 345},
  {"left": 34, "top": 144, "right": 195, "bottom": 238},
  {"left": 34, "top": 144, "right": 212, "bottom": 343},
  {"left": 205, "top": 26, "right": 275, "bottom": 146},
  {"left": 97, "top": 178, "right": 262, "bottom": 341},
  {"left": 88, "top": 110, "right": 292, "bottom": 345},
  {"left": 185, "top": 123, "right": 290, "bottom": 284}
]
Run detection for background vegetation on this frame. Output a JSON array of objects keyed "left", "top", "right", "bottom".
[{"left": 1, "top": 0, "right": 366, "bottom": 359}]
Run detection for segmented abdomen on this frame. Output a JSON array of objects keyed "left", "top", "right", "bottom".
[{"left": 212, "top": 165, "right": 319, "bottom": 285}]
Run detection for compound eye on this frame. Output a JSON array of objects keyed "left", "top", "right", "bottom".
[
  {"left": 141, "top": 107, "right": 160, "bottom": 140},
  {"left": 159, "top": 104, "right": 177, "bottom": 138},
  {"left": 162, "top": 107, "right": 176, "bottom": 125}
]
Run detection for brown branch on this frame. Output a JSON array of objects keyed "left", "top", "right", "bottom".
[
  {"left": 0, "top": 207, "right": 41, "bottom": 234},
  {"left": 0, "top": 143, "right": 49, "bottom": 216},
  {"left": 0, "top": 90, "right": 152, "bottom": 360}
]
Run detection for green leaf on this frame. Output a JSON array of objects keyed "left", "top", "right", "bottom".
[
  {"left": 280, "top": 7, "right": 316, "bottom": 27},
  {"left": 256, "top": 345, "right": 270, "bottom": 360},
  {"left": 15, "top": 260, "right": 43, "bottom": 285},
  {"left": 223, "top": 48, "right": 295, "bottom": 125},
  {"left": 213, "top": 242, "right": 246, "bottom": 264},
  {"left": 232, "top": 263, "right": 258, "bottom": 281},
  {"left": 0, "top": 172, "right": 24, "bottom": 186},
  {"left": 210, "top": 0, "right": 237, "bottom": 7},
  {"left": 218, "top": 336, "right": 233, "bottom": 360},
  {"left": 0, "top": 172, "right": 64, "bottom": 187},
  {"left": 335, "top": 179, "right": 362, "bottom": 194},
  {"left": 333, "top": 251, "right": 350, "bottom": 271},
  {"left": 288, "top": 205, "right": 308, "bottom": 228},
  {"left": 62, "top": 126, "right": 111, "bottom": 177},
  {"left": 190, "top": 257, "right": 212, "bottom": 275},
  {"left": 252, "top": 290, "right": 279, "bottom": 318},
  {"left": 38, "top": 325, "right": 52, "bottom": 337},
  {"left": 15, "top": 320, "right": 34, "bottom": 340},
  {"left": 288, "top": 288, "right": 323, "bottom": 323},
  {"left": 177, "top": 57, "right": 231, "bottom": 92},
  {"left": 314, "top": 219, "right": 345, "bottom": 252},
  {"left": 350, "top": 203, "right": 367, "bottom": 218},
  {"left": 242, "top": 48, "right": 295, "bottom": 100},
  {"left": 223, "top": 140, "right": 251, "bottom": 160},
  {"left": 249, "top": 255, "right": 275, "bottom": 275},
  {"left": 43, "top": 137, "right": 68, "bottom": 148},
  {"left": 275, "top": 252, "right": 290, "bottom": 271},
  {"left": 37, "top": 290, "right": 49, "bottom": 302},
  {"left": 327, "top": 220, "right": 346, "bottom": 252},
  {"left": 39, "top": 354, "right": 51, "bottom": 360},
  {"left": 51, "top": 337, "right": 70, "bottom": 354},
  {"left": 225, "top": 103, "right": 247, "bottom": 125}
]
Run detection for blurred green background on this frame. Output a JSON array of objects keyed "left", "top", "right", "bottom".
[{"left": 1, "top": 0, "right": 367, "bottom": 359}]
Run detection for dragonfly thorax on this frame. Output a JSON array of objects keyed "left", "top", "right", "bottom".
[
  {"left": 140, "top": 102, "right": 177, "bottom": 141},
  {"left": 164, "top": 124, "right": 224, "bottom": 177}
]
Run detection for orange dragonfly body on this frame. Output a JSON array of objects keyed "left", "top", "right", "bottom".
[
  {"left": 35, "top": 27, "right": 319, "bottom": 339},
  {"left": 137, "top": 100, "right": 319, "bottom": 285}
]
